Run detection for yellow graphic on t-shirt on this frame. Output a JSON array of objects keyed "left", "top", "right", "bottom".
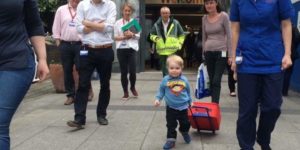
[{"left": 167, "top": 80, "right": 186, "bottom": 96}]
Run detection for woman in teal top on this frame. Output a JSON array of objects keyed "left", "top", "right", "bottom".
[{"left": 230, "top": 0, "right": 294, "bottom": 149}]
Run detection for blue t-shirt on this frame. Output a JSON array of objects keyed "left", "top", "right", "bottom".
[
  {"left": 230, "top": 0, "right": 294, "bottom": 74},
  {"left": 156, "top": 75, "right": 192, "bottom": 110}
]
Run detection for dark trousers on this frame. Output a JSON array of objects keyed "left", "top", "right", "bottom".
[
  {"left": 150, "top": 53, "right": 160, "bottom": 70},
  {"left": 59, "top": 42, "right": 80, "bottom": 98},
  {"left": 74, "top": 47, "right": 114, "bottom": 124},
  {"left": 166, "top": 106, "right": 190, "bottom": 140},
  {"left": 117, "top": 48, "right": 137, "bottom": 93},
  {"left": 186, "top": 48, "right": 194, "bottom": 68},
  {"left": 204, "top": 51, "right": 226, "bottom": 103},
  {"left": 237, "top": 73, "right": 283, "bottom": 149},
  {"left": 227, "top": 62, "right": 236, "bottom": 93},
  {"left": 159, "top": 55, "right": 168, "bottom": 77}
]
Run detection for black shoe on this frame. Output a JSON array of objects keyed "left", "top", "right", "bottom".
[
  {"left": 260, "top": 145, "right": 272, "bottom": 150},
  {"left": 97, "top": 117, "right": 108, "bottom": 125},
  {"left": 67, "top": 120, "right": 84, "bottom": 129}
]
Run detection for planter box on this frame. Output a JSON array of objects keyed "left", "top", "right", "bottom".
[
  {"left": 49, "top": 64, "right": 65, "bottom": 93},
  {"left": 46, "top": 44, "right": 61, "bottom": 64},
  {"left": 49, "top": 64, "right": 79, "bottom": 93}
]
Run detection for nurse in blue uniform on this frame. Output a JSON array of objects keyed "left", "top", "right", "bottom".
[{"left": 230, "top": 0, "right": 294, "bottom": 149}]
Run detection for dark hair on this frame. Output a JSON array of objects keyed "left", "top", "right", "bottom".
[{"left": 203, "top": 0, "right": 222, "bottom": 14}]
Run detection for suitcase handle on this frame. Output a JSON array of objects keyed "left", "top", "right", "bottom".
[
  {"left": 190, "top": 105, "right": 211, "bottom": 117},
  {"left": 189, "top": 106, "right": 215, "bottom": 133},
  {"left": 191, "top": 106, "right": 210, "bottom": 112}
]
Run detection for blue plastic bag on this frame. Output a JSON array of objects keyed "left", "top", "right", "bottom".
[{"left": 195, "top": 63, "right": 210, "bottom": 99}]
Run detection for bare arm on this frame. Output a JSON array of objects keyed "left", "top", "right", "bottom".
[
  {"left": 115, "top": 31, "right": 140, "bottom": 41},
  {"left": 231, "top": 22, "right": 240, "bottom": 60},
  {"left": 114, "top": 36, "right": 126, "bottom": 41},
  {"left": 202, "top": 16, "right": 206, "bottom": 55},
  {"left": 30, "top": 36, "right": 49, "bottom": 81},
  {"left": 230, "top": 22, "right": 240, "bottom": 74},
  {"left": 281, "top": 19, "right": 292, "bottom": 70},
  {"left": 224, "top": 13, "right": 232, "bottom": 57}
]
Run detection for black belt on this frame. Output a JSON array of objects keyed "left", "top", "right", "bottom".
[{"left": 61, "top": 40, "right": 81, "bottom": 45}]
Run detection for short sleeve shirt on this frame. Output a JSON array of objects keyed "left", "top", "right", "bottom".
[
  {"left": 230, "top": 0, "right": 294, "bottom": 73},
  {"left": 0, "top": 0, "right": 44, "bottom": 70}
]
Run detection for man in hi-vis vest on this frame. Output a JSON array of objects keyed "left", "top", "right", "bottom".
[{"left": 150, "top": 6, "right": 185, "bottom": 76}]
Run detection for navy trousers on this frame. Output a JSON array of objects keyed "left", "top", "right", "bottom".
[{"left": 236, "top": 73, "right": 283, "bottom": 150}]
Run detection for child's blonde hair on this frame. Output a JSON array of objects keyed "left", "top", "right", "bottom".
[{"left": 166, "top": 55, "right": 184, "bottom": 69}]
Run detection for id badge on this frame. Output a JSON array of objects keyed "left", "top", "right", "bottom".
[
  {"left": 221, "top": 51, "right": 227, "bottom": 58},
  {"left": 80, "top": 50, "right": 88, "bottom": 56},
  {"left": 236, "top": 56, "right": 243, "bottom": 64},
  {"left": 69, "top": 21, "right": 76, "bottom": 27},
  {"left": 121, "top": 41, "right": 127, "bottom": 46}
]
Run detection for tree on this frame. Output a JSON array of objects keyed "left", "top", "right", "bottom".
[{"left": 38, "top": 0, "right": 67, "bottom": 33}]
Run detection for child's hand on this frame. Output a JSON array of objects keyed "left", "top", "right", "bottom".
[{"left": 154, "top": 100, "right": 160, "bottom": 107}]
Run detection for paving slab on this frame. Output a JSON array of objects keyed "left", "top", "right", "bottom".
[{"left": 9, "top": 71, "right": 300, "bottom": 150}]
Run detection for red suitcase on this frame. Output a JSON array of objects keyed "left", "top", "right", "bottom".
[{"left": 187, "top": 101, "right": 221, "bottom": 134}]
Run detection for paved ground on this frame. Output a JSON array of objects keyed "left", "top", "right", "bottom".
[{"left": 10, "top": 71, "right": 300, "bottom": 150}]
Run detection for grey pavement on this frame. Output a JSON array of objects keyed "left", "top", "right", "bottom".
[{"left": 11, "top": 70, "right": 300, "bottom": 150}]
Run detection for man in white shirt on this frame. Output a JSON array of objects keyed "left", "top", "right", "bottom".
[{"left": 67, "top": 0, "right": 116, "bottom": 128}]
